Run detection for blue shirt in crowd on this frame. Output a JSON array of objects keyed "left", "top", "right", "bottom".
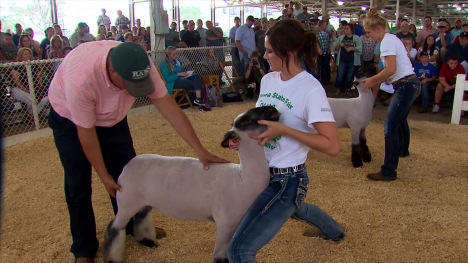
[{"left": 414, "top": 62, "right": 438, "bottom": 80}]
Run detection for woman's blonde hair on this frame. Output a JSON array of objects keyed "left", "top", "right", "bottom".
[
  {"left": 363, "top": 8, "right": 389, "bottom": 32},
  {"left": 164, "top": 46, "right": 177, "bottom": 73},
  {"left": 50, "top": 34, "right": 63, "bottom": 49},
  {"left": 17, "top": 47, "right": 32, "bottom": 62}
]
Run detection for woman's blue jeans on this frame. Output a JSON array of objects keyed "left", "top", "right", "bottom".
[
  {"left": 227, "top": 169, "right": 344, "bottom": 263},
  {"left": 380, "top": 78, "right": 421, "bottom": 178},
  {"left": 173, "top": 74, "right": 202, "bottom": 92},
  {"left": 420, "top": 81, "right": 432, "bottom": 108},
  {"left": 335, "top": 60, "right": 356, "bottom": 91}
]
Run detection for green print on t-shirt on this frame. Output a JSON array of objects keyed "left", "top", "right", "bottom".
[
  {"left": 258, "top": 92, "right": 294, "bottom": 109},
  {"left": 264, "top": 134, "right": 282, "bottom": 150}
]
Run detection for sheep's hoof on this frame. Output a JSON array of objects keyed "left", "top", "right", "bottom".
[
  {"left": 362, "top": 153, "right": 372, "bottom": 162},
  {"left": 352, "top": 162, "right": 363, "bottom": 168},
  {"left": 155, "top": 227, "right": 167, "bottom": 239},
  {"left": 139, "top": 238, "right": 158, "bottom": 248},
  {"left": 214, "top": 258, "right": 229, "bottom": 263}
]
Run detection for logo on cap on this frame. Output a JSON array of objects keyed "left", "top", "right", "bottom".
[{"left": 132, "top": 66, "right": 150, "bottom": 80}]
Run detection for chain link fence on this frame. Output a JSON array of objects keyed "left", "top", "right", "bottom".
[{"left": 1, "top": 45, "right": 241, "bottom": 138}]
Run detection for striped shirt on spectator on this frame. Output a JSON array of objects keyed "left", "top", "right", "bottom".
[
  {"left": 115, "top": 15, "right": 130, "bottom": 33},
  {"left": 318, "top": 30, "right": 331, "bottom": 54}
]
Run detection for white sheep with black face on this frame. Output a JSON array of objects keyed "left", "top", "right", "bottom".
[
  {"left": 102, "top": 106, "right": 280, "bottom": 263},
  {"left": 328, "top": 63, "right": 378, "bottom": 168}
]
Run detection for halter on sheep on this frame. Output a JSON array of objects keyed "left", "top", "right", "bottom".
[
  {"left": 328, "top": 63, "right": 378, "bottom": 168},
  {"left": 102, "top": 106, "right": 280, "bottom": 263}
]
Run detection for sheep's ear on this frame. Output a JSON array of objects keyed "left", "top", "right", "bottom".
[{"left": 221, "top": 130, "right": 239, "bottom": 148}]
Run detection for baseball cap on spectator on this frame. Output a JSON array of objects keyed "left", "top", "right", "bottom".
[
  {"left": 314, "top": 11, "right": 321, "bottom": 16},
  {"left": 455, "top": 18, "right": 462, "bottom": 22},
  {"left": 110, "top": 42, "right": 155, "bottom": 97},
  {"left": 460, "top": 32, "right": 468, "bottom": 38},
  {"left": 303, "top": 6, "right": 308, "bottom": 10},
  {"left": 121, "top": 25, "right": 129, "bottom": 30},
  {"left": 420, "top": 51, "right": 429, "bottom": 57},
  {"left": 260, "top": 17, "right": 268, "bottom": 23},
  {"left": 246, "top": 15, "right": 255, "bottom": 21},
  {"left": 234, "top": 16, "right": 240, "bottom": 20},
  {"left": 437, "top": 21, "right": 447, "bottom": 28},
  {"left": 77, "top": 22, "right": 87, "bottom": 28}
]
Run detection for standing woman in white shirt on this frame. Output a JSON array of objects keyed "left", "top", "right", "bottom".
[
  {"left": 227, "top": 19, "right": 344, "bottom": 263},
  {"left": 362, "top": 8, "right": 421, "bottom": 181}
]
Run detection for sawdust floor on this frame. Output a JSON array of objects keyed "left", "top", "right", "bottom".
[{"left": 1, "top": 101, "right": 468, "bottom": 263}]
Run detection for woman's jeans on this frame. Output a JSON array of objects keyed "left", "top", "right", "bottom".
[
  {"left": 174, "top": 74, "right": 202, "bottom": 92},
  {"left": 420, "top": 81, "right": 432, "bottom": 108},
  {"left": 335, "top": 60, "right": 356, "bottom": 91},
  {"left": 380, "top": 78, "right": 421, "bottom": 178},
  {"left": 227, "top": 169, "right": 344, "bottom": 263}
]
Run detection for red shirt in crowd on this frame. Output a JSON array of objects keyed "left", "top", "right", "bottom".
[{"left": 439, "top": 62, "right": 465, "bottom": 85}]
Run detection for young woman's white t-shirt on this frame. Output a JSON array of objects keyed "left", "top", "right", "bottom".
[
  {"left": 380, "top": 33, "right": 414, "bottom": 83},
  {"left": 255, "top": 71, "right": 335, "bottom": 168}
]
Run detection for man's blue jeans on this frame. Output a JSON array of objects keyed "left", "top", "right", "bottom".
[
  {"left": 380, "top": 78, "right": 421, "bottom": 178},
  {"left": 420, "top": 81, "right": 432, "bottom": 108},
  {"left": 335, "top": 60, "right": 356, "bottom": 91},
  {"left": 227, "top": 169, "right": 344, "bottom": 263},
  {"left": 318, "top": 52, "right": 330, "bottom": 83}
]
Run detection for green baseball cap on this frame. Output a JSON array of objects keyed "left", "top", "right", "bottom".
[{"left": 110, "top": 42, "right": 155, "bottom": 97}]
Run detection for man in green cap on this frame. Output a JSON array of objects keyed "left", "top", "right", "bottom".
[{"left": 48, "top": 41, "right": 228, "bottom": 263}]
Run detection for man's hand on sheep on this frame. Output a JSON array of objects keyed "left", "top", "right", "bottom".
[
  {"left": 196, "top": 149, "right": 229, "bottom": 170},
  {"left": 102, "top": 174, "right": 122, "bottom": 198},
  {"left": 249, "top": 120, "right": 285, "bottom": 146}
]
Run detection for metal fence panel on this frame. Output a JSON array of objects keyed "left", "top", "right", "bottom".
[{"left": 1, "top": 46, "right": 240, "bottom": 138}]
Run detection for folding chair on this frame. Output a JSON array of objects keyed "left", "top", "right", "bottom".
[
  {"left": 157, "top": 68, "right": 193, "bottom": 109},
  {"left": 220, "top": 61, "right": 244, "bottom": 93}
]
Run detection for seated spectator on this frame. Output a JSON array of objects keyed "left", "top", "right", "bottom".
[
  {"left": 244, "top": 50, "right": 265, "bottom": 99},
  {"left": 203, "top": 48, "right": 224, "bottom": 83},
  {"left": 110, "top": 25, "right": 119, "bottom": 38},
  {"left": 84, "top": 23, "right": 96, "bottom": 41},
  {"left": 19, "top": 34, "right": 39, "bottom": 60},
  {"left": 432, "top": 54, "right": 465, "bottom": 113},
  {"left": 131, "top": 26, "right": 138, "bottom": 36},
  {"left": 1, "top": 33, "right": 19, "bottom": 62},
  {"left": 160, "top": 46, "right": 204, "bottom": 106},
  {"left": 53, "top": 24, "right": 70, "bottom": 47},
  {"left": 40, "top": 27, "right": 55, "bottom": 59},
  {"left": 70, "top": 22, "right": 93, "bottom": 48},
  {"left": 139, "top": 41, "right": 148, "bottom": 51},
  {"left": 453, "top": 23, "right": 468, "bottom": 44},
  {"left": 23, "top": 27, "right": 41, "bottom": 57},
  {"left": 444, "top": 32, "right": 468, "bottom": 64},
  {"left": 396, "top": 21, "right": 416, "bottom": 43},
  {"left": 116, "top": 25, "right": 130, "bottom": 42},
  {"left": 77, "top": 39, "right": 86, "bottom": 46},
  {"left": 417, "top": 35, "right": 439, "bottom": 68},
  {"left": 47, "top": 35, "right": 64, "bottom": 59},
  {"left": 13, "top": 23, "right": 23, "bottom": 46},
  {"left": 106, "top": 31, "right": 113, "bottom": 38},
  {"left": 124, "top": 32, "right": 134, "bottom": 42},
  {"left": 9, "top": 47, "right": 49, "bottom": 121},
  {"left": 414, "top": 52, "right": 438, "bottom": 113},
  {"left": 96, "top": 33, "right": 107, "bottom": 41},
  {"left": 433, "top": 21, "right": 453, "bottom": 63},
  {"left": 0, "top": 46, "right": 6, "bottom": 62},
  {"left": 53, "top": 46, "right": 73, "bottom": 73},
  {"left": 133, "top": 36, "right": 141, "bottom": 44},
  {"left": 403, "top": 38, "right": 417, "bottom": 65},
  {"left": 138, "top": 27, "right": 148, "bottom": 43},
  {"left": 97, "top": 25, "right": 108, "bottom": 38}
]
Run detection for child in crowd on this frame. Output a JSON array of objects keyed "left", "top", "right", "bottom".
[
  {"left": 432, "top": 54, "right": 465, "bottom": 113},
  {"left": 413, "top": 51, "right": 437, "bottom": 113},
  {"left": 1, "top": 33, "right": 19, "bottom": 62}
]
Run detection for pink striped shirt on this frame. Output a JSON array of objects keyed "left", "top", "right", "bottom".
[{"left": 48, "top": 41, "right": 167, "bottom": 128}]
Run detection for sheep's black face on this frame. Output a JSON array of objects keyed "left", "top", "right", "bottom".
[
  {"left": 355, "top": 63, "right": 378, "bottom": 80},
  {"left": 234, "top": 106, "right": 280, "bottom": 132},
  {"left": 221, "top": 106, "right": 280, "bottom": 148}
]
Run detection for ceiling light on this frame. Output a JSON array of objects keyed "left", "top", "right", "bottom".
[
  {"left": 337, "top": 1, "right": 344, "bottom": 6},
  {"left": 361, "top": 6, "right": 366, "bottom": 10},
  {"left": 456, "top": 5, "right": 462, "bottom": 10},
  {"left": 381, "top": 9, "right": 385, "bottom": 13}
]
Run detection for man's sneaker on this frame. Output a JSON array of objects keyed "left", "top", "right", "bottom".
[
  {"left": 432, "top": 104, "right": 440, "bottom": 113},
  {"left": 193, "top": 98, "right": 204, "bottom": 105},
  {"left": 198, "top": 106, "right": 211, "bottom": 112}
]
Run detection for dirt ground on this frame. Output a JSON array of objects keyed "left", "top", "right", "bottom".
[{"left": 1, "top": 98, "right": 467, "bottom": 263}]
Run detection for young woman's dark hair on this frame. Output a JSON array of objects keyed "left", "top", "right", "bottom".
[
  {"left": 422, "top": 35, "right": 436, "bottom": 56},
  {"left": 265, "top": 19, "right": 318, "bottom": 73}
]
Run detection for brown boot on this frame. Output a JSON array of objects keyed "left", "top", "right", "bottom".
[{"left": 367, "top": 172, "right": 396, "bottom": 181}]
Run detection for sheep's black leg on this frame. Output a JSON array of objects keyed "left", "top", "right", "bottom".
[
  {"left": 351, "top": 144, "right": 363, "bottom": 168},
  {"left": 360, "top": 129, "right": 372, "bottom": 162},
  {"left": 134, "top": 206, "right": 158, "bottom": 248}
]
